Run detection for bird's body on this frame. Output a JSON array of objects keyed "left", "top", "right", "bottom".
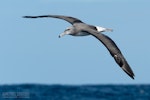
[
  {"left": 60, "top": 23, "right": 112, "bottom": 37},
  {"left": 23, "top": 15, "right": 135, "bottom": 79}
]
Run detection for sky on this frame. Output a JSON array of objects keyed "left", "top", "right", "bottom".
[{"left": 0, "top": 0, "right": 150, "bottom": 85}]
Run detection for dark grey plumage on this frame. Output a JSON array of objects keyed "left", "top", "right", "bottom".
[
  {"left": 23, "top": 15, "right": 135, "bottom": 79},
  {"left": 85, "top": 29, "right": 134, "bottom": 79},
  {"left": 23, "top": 15, "right": 83, "bottom": 24}
]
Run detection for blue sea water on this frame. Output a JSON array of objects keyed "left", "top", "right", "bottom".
[{"left": 0, "top": 84, "right": 150, "bottom": 100}]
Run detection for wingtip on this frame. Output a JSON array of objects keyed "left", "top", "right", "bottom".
[
  {"left": 132, "top": 76, "right": 135, "bottom": 80},
  {"left": 123, "top": 69, "right": 135, "bottom": 80},
  {"left": 122, "top": 64, "right": 135, "bottom": 80},
  {"left": 22, "top": 16, "right": 36, "bottom": 18},
  {"left": 129, "top": 74, "right": 135, "bottom": 80},
  {"left": 113, "top": 54, "right": 135, "bottom": 80},
  {"left": 22, "top": 16, "right": 29, "bottom": 18}
]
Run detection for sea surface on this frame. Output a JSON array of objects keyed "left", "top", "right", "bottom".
[{"left": 0, "top": 84, "right": 150, "bottom": 100}]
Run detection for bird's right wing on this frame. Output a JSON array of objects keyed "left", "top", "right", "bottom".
[
  {"left": 23, "top": 15, "right": 83, "bottom": 25},
  {"left": 84, "top": 29, "right": 135, "bottom": 79}
]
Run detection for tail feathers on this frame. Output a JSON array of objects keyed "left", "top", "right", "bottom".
[
  {"left": 106, "top": 28, "right": 113, "bottom": 32},
  {"left": 114, "top": 54, "right": 135, "bottom": 79}
]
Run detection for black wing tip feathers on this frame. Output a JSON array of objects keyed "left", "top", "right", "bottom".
[
  {"left": 113, "top": 54, "right": 135, "bottom": 80},
  {"left": 126, "top": 74, "right": 134, "bottom": 79},
  {"left": 122, "top": 64, "right": 135, "bottom": 80},
  {"left": 131, "top": 75, "right": 135, "bottom": 79},
  {"left": 124, "top": 70, "right": 135, "bottom": 79},
  {"left": 23, "top": 16, "right": 35, "bottom": 18}
]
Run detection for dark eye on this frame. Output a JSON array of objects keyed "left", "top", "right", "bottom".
[{"left": 66, "top": 29, "right": 70, "bottom": 31}]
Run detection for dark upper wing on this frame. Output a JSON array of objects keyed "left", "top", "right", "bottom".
[
  {"left": 84, "top": 29, "right": 135, "bottom": 79},
  {"left": 23, "top": 15, "right": 83, "bottom": 25}
]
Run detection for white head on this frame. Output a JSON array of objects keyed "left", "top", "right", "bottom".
[
  {"left": 59, "top": 26, "right": 74, "bottom": 38},
  {"left": 96, "top": 26, "right": 113, "bottom": 32}
]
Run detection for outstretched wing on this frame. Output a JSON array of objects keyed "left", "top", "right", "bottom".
[
  {"left": 85, "top": 29, "right": 135, "bottom": 79},
  {"left": 23, "top": 15, "right": 83, "bottom": 25}
]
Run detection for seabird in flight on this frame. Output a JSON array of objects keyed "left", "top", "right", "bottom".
[{"left": 23, "top": 15, "right": 135, "bottom": 79}]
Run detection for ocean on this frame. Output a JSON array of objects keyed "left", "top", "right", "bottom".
[{"left": 0, "top": 84, "right": 149, "bottom": 100}]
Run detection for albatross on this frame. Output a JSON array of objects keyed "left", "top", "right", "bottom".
[{"left": 23, "top": 15, "right": 135, "bottom": 79}]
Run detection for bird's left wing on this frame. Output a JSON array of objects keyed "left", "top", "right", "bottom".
[
  {"left": 23, "top": 15, "right": 83, "bottom": 25},
  {"left": 84, "top": 28, "right": 135, "bottom": 79}
]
